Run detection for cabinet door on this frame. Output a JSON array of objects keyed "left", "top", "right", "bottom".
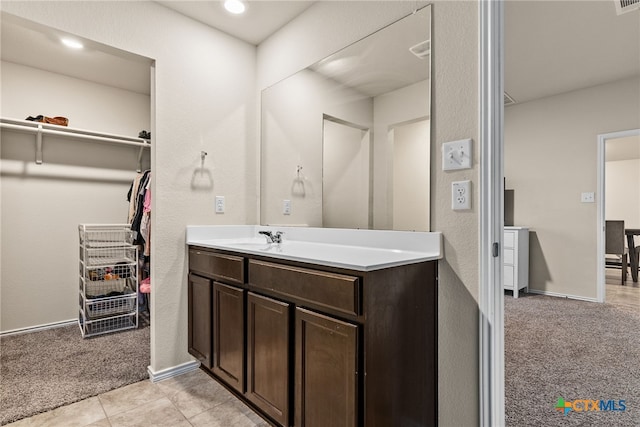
[
  {"left": 246, "top": 292, "right": 290, "bottom": 426},
  {"left": 213, "top": 282, "right": 245, "bottom": 393},
  {"left": 188, "top": 273, "right": 212, "bottom": 368},
  {"left": 295, "top": 307, "right": 358, "bottom": 427}
]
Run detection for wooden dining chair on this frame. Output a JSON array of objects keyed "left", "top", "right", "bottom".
[{"left": 605, "top": 220, "right": 628, "bottom": 284}]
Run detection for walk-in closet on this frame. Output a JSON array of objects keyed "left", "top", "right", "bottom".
[{"left": 0, "top": 13, "right": 153, "bottom": 424}]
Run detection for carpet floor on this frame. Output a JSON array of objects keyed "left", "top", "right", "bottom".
[
  {"left": 0, "top": 323, "right": 150, "bottom": 425},
  {"left": 505, "top": 294, "right": 640, "bottom": 426}
]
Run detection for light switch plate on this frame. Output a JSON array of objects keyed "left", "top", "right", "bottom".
[
  {"left": 452, "top": 180, "right": 471, "bottom": 210},
  {"left": 283, "top": 199, "right": 291, "bottom": 215},
  {"left": 442, "top": 139, "right": 472, "bottom": 170}
]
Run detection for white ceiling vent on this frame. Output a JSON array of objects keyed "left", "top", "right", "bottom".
[
  {"left": 615, "top": 0, "right": 640, "bottom": 15},
  {"left": 409, "top": 40, "right": 430, "bottom": 59},
  {"left": 504, "top": 92, "right": 516, "bottom": 106}
]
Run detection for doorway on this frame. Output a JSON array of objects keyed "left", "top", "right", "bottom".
[
  {"left": 322, "top": 115, "right": 371, "bottom": 229},
  {"left": 597, "top": 129, "right": 640, "bottom": 302}
]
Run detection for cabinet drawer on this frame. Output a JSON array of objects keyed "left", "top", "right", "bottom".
[
  {"left": 504, "top": 231, "right": 516, "bottom": 249},
  {"left": 189, "top": 249, "right": 244, "bottom": 284},
  {"left": 503, "top": 248, "right": 515, "bottom": 265},
  {"left": 504, "top": 265, "right": 515, "bottom": 288},
  {"left": 249, "top": 260, "right": 360, "bottom": 317}
]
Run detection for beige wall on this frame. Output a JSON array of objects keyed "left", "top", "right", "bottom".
[
  {"left": 430, "top": 2, "right": 479, "bottom": 425},
  {"left": 606, "top": 158, "right": 640, "bottom": 231},
  {"left": 2, "top": 2, "right": 482, "bottom": 425},
  {"left": 1, "top": 1, "right": 258, "bottom": 372},
  {"left": 505, "top": 76, "right": 640, "bottom": 299},
  {"left": 1, "top": 61, "right": 151, "bottom": 332},
  {"left": 260, "top": 2, "right": 482, "bottom": 425}
]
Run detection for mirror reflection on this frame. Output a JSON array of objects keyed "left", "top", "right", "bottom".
[{"left": 261, "top": 5, "right": 431, "bottom": 230}]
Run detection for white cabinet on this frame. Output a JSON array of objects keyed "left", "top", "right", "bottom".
[{"left": 504, "top": 227, "right": 529, "bottom": 298}]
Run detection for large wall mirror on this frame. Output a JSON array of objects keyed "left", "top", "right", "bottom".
[{"left": 261, "top": 5, "right": 431, "bottom": 231}]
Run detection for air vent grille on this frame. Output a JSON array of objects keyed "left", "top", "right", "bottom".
[
  {"left": 504, "top": 92, "right": 516, "bottom": 106},
  {"left": 615, "top": 0, "right": 640, "bottom": 15}
]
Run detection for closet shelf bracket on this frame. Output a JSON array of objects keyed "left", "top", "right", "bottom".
[
  {"left": 137, "top": 147, "right": 145, "bottom": 173},
  {"left": 36, "top": 124, "right": 43, "bottom": 165}
]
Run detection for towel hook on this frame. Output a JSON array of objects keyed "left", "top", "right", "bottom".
[{"left": 201, "top": 151, "right": 208, "bottom": 161}]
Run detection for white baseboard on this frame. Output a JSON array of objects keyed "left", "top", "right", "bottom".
[
  {"left": 0, "top": 319, "right": 77, "bottom": 337},
  {"left": 527, "top": 289, "right": 599, "bottom": 303},
  {"left": 147, "top": 360, "right": 201, "bottom": 383}
]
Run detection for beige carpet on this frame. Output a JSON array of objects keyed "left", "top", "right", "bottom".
[
  {"left": 505, "top": 294, "right": 640, "bottom": 426},
  {"left": 0, "top": 323, "right": 150, "bottom": 425}
]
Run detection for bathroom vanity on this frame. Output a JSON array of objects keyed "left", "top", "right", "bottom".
[{"left": 186, "top": 226, "right": 442, "bottom": 427}]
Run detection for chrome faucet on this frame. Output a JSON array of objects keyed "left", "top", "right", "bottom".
[{"left": 259, "top": 230, "right": 284, "bottom": 244}]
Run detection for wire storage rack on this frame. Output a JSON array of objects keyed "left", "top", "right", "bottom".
[{"left": 78, "top": 224, "right": 138, "bottom": 337}]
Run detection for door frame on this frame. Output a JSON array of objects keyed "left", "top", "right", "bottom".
[
  {"left": 596, "top": 128, "right": 640, "bottom": 302},
  {"left": 479, "top": 0, "right": 504, "bottom": 425}
]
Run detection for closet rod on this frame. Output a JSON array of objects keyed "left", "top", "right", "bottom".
[{"left": 0, "top": 122, "right": 151, "bottom": 148}]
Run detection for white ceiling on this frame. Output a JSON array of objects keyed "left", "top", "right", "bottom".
[
  {"left": 504, "top": 0, "right": 640, "bottom": 105},
  {"left": 1, "top": 1, "right": 638, "bottom": 108},
  {"left": 156, "top": 1, "right": 314, "bottom": 45},
  {"left": 0, "top": 13, "right": 153, "bottom": 95}
]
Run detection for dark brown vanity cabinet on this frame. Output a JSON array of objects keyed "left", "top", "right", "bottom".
[
  {"left": 188, "top": 273, "right": 212, "bottom": 368},
  {"left": 188, "top": 246, "right": 437, "bottom": 427},
  {"left": 295, "top": 307, "right": 358, "bottom": 427},
  {"left": 212, "top": 282, "right": 245, "bottom": 394},
  {"left": 246, "top": 292, "right": 291, "bottom": 426}
]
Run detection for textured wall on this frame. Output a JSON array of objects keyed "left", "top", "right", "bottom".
[
  {"left": 2, "top": 2, "right": 483, "bottom": 424},
  {"left": 430, "top": 2, "right": 480, "bottom": 425},
  {"left": 0, "top": 1, "right": 257, "bottom": 371},
  {"left": 505, "top": 76, "right": 640, "bottom": 299},
  {"left": 259, "top": 2, "right": 480, "bottom": 425},
  {"left": 0, "top": 62, "right": 151, "bottom": 332}
]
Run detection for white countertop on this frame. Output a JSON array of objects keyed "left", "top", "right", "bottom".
[{"left": 186, "top": 225, "right": 442, "bottom": 271}]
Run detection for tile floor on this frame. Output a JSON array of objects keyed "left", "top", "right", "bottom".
[
  {"left": 5, "top": 369, "right": 269, "bottom": 427},
  {"left": 606, "top": 267, "right": 640, "bottom": 311}
]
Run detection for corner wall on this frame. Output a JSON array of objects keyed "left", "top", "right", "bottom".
[
  {"left": 505, "top": 76, "right": 640, "bottom": 299},
  {"left": 258, "top": 2, "right": 480, "bottom": 425},
  {"left": 0, "top": 1, "right": 257, "bottom": 372},
  {"left": 0, "top": 61, "right": 151, "bottom": 332}
]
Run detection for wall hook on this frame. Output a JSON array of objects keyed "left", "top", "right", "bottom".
[{"left": 201, "top": 151, "right": 208, "bottom": 162}]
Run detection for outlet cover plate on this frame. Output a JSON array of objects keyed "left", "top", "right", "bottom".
[
  {"left": 215, "top": 196, "right": 225, "bottom": 213},
  {"left": 442, "top": 139, "right": 472, "bottom": 170},
  {"left": 452, "top": 180, "right": 471, "bottom": 210},
  {"left": 581, "top": 192, "right": 595, "bottom": 203}
]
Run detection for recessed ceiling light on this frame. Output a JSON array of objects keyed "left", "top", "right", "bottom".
[
  {"left": 224, "top": 0, "right": 246, "bottom": 15},
  {"left": 61, "top": 38, "right": 83, "bottom": 49}
]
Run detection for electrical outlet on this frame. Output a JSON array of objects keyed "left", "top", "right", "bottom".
[
  {"left": 452, "top": 180, "right": 471, "bottom": 210},
  {"left": 283, "top": 199, "right": 291, "bottom": 215},
  {"left": 581, "top": 192, "right": 595, "bottom": 203},
  {"left": 215, "top": 196, "right": 225, "bottom": 213}
]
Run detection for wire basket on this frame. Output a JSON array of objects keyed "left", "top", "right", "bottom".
[
  {"left": 81, "top": 277, "right": 136, "bottom": 318},
  {"left": 83, "top": 292, "right": 137, "bottom": 319},
  {"left": 79, "top": 312, "right": 137, "bottom": 337},
  {"left": 81, "top": 246, "right": 137, "bottom": 266},
  {"left": 79, "top": 224, "right": 133, "bottom": 247}
]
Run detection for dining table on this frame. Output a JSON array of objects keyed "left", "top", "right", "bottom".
[{"left": 626, "top": 228, "right": 640, "bottom": 283}]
